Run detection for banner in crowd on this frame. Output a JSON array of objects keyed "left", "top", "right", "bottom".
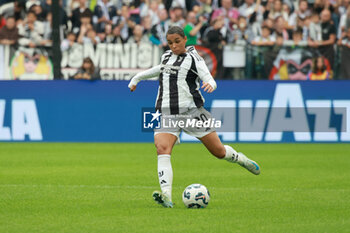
[
  {"left": 0, "top": 44, "right": 348, "bottom": 80},
  {"left": 0, "top": 43, "right": 162, "bottom": 80},
  {"left": 0, "top": 44, "right": 223, "bottom": 80},
  {"left": 0, "top": 45, "right": 53, "bottom": 80},
  {"left": 61, "top": 43, "right": 161, "bottom": 80},
  {"left": 262, "top": 46, "right": 333, "bottom": 80},
  {"left": 0, "top": 81, "right": 349, "bottom": 142}
]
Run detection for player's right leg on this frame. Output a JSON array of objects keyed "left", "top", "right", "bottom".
[
  {"left": 199, "top": 132, "right": 260, "bottom": 175},
  {"left": 153, "top": 133, "right": 178, "bottom": 208}
]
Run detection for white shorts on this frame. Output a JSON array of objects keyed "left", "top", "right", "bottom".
[{"left": 154, "top": 107, "right": 216, "bottom": 144}]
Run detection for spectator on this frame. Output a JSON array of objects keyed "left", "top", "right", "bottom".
[
  {"left": 71, "top": 0, "right": 93, "bottom": 34},
  {"left": 111, "top": 25, "right": 125, "bottom": 43},
  {"left": 70, "top": 57, "right": 101, "bottom": 80},
  {"left": 309, "top": 9, "right": 336, "bottom": 68},
  {"left": 103, "top": 23, "right": 115, "bottom": 43},
  {"left": 141, "top": 15, "right": 153, "bottom": 35},
  {"left": 281, "top": 3, "right": 292, "bottom": 22},
  {"left": 251, "top": 25, "right": 275, "bottom": 46},
  {"left": 312, "top": 0, "right": 336, "bottom": 16},
  {"left": 78, "top": 27, "right": 100, "bottom": 45},
  {"left": 274, "top": 32, "right": 284, "bottom": 47},
  {"left": 29, "top": 4, "right": 46, "bottom": 21},
  {"left": 339, "top": 0, "right": 350, "bottom": 16},
  {"left": 140, "top": 0, "right": 163, "bottom": 26},
  {"left": 150, "top": 8, "right": 169, "bottom": 49},
  {"left": 202, "top": 16, "right": 227, "bottom": 46},
  {"left": 339, "top": 26, "right": 350, "bottom": 45},
  {"left": 25, "top": 0, "right": 41, "bottom": 11},
  {"left": 288, "top": 0, "right": 311, "bottom": 29},
  {"left": 75, "top": 11, "right": 93, "bottom": 36},
  {"left": 273, "top": 15, "right": 291, "bottom": 40},
  {"left": 120, "top": 0, "right": 141, "bottom": 9},
  {"left": 309, "top": 12, "right": 322, "bottom": 42},
  {"left": 127, "top": 24, "right": 149, "bottom": 44},
  {"left": 18, "top": 11, "right": 44, "bottom": 48},
  {"left": 164, "top": 0, "right": 194, "bottom": 12},
  {"left": 338, "top": 5, "right": 350, "bottom": 38},
  {"left": 192, "top": 0, "right": 212, "bottom": 20},
  {"left": 41, "top": 0, "right": 68, "bottom": 28},
  {"left": 61, "top": 31, "right": 76, "bottom": 51},
  {"left": 264, "top": 0, "right": 283, "bottom": 20},
  {"left": 116, "top": 5, "right": 135, "bottom": 42},
  {"left": 307, "top": 56, "right": 331, "bottom": 80},
  {"left": 339, "top": 27, "right": 350, "bottom": 79},
  {"left": 284, "top": 27, "right": 308, "bottom": 46},
  {"left": 239, "top": 0, "right": 264, "bottom": 22},
  {"left": 167, "top": 6, "right": 185, "bottom": 27},
  {"left": 41, "top": 12, "right": 53, "bottom": 47},
  {"left": 228, "top": 15, "right": 255, "bottom": 43},
  {"left": 296, "top": 15, "right": 309, "bottom": 41},
  {"left": 239, "top": 0, "right": 264, "bottom": 37},
  {"left": 184, "top": 11, "right": 206, "bottom": 46},
  {"left": 272, "top": 0, "right": 283, "bottom": 19},
  {"left": 97, "top": 30, "right": 106, "bottom": 43},
  {"left": 67, "top": 0, "right": 80, "bottom": 17},
  {"left": 211, "top": 0, "right": 239, "bottom": 29},
  {"left": 263, "top": 0, "right": 275, "bottom": 20},
  {"left": 263, "top": 17, "right": 274, "bottom": 30},
  {"left": 93, "top": 0, "right": 118, "bottom": 33},
  {"left": 0, "top": 16, "right": 19, "bottom": 45},
  {"left": 14, "top": 0, "right": 26, "bottom": 22}
]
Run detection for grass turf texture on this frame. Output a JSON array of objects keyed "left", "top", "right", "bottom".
[{"left": 0, "top": 143, "right": 349, "bottom": 233}]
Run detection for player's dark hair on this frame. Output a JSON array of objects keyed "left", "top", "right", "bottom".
[{"left": 166, "top": 26, "right": 185, "bottom": 38}]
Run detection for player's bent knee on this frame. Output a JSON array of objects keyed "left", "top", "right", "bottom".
[{"left": 155, "top": 143, "right": 172, "bottom": 155}]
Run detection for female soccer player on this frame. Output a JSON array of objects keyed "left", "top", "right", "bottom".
[{"left": 128, "top": 26, "right": 260, "bottom": 208}]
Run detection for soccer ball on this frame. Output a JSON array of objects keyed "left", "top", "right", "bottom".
[{"left": 182, "top": 184, "right": 210, "bottom": 208}]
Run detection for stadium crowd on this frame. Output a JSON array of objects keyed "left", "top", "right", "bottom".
[{"left": 0, "top": 0, "right": 350, "bottom": 80}]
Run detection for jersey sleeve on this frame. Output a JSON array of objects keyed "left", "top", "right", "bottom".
[
  {"left": 128, "top": 50, "right": 173, "bottom": 88},
  {"left": 128, "top": 65, "right": 161, "bottom": 88},
  {"left": 190, "top": 49, "right": 217, "bottom": 90}
]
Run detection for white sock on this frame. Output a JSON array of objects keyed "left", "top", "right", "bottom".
[
  {"left": 157, "top": 154, "right": 173, "bottom": 201},
  {"left": 223, "top": 145, "right": 240, "bottom": 163}
]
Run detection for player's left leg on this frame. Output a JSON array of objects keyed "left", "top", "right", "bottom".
[
  {"left": 152, "top": 132, "right": 178, "bottom": 208},
  {"left": 199, "top": 132, "right": 260, "bottom": 175}
]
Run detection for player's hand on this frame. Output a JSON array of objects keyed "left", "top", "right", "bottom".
[
  {"left": 129, "top": 85, "right": 137, "bottom": 92},
  {"left": 201, "top": 82, "right": 214, "bottom": 93}
]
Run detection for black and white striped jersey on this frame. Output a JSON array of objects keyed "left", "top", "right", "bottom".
[{"left": 129, "top": 46, "right": 217, "bottom": 114}]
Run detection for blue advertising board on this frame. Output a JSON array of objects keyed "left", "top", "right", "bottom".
[{"left": 0, "top": 81, "right": 349, "bottom": 142}]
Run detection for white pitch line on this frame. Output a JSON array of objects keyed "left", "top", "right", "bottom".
[
  {"left": 0, "top": 184, "right": 158, "bottom": 189},
  {"left": 0, "top": 184, "right": 348, "bottom": 192}
]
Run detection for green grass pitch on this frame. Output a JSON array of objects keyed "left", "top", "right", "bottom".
[{"left": 0, "top": 143, "right": 349, "bottom": 233}]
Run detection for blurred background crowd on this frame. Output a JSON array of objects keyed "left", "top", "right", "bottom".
[{"left": 0, "top": 0, "right": 350, "bottom": 80}]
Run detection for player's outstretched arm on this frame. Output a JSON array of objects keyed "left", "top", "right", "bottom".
[{"left": 128, "top": 65, "right": 161, "bottom": 92}]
